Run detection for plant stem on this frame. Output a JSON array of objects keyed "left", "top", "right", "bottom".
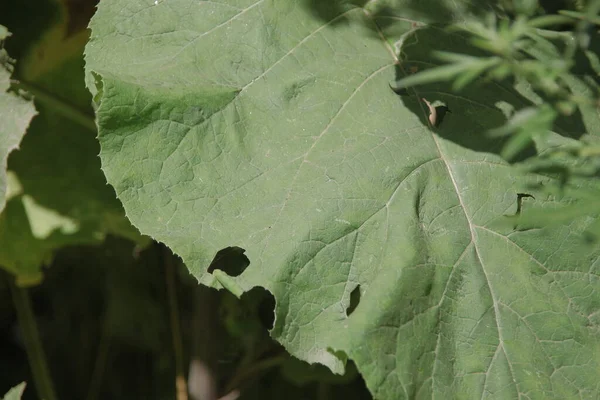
[
  {"left": 8, "top": 277, "right": 58, "bottom": 400},
  {"left": 163, "top": 246, "right": 188, "bottom": 400},
  {"left": 10, "top": 79, "right": 97, "bottom": 132},
  {"left": 85, "top": 316, "right": 111, "bottom": 400},
  {"left": 224, "top": 354, "right": 287, "bottom": 393},
  {"left": 317, "top": 382, "right": 330, "bottom": 400}
]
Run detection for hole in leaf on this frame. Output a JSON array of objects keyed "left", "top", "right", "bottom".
[
  {"left": 516, "top": 193, "right": 535, "bottom": 215},
  {"left": 232, "top": 286, "right": 276, "bottom": 331},
  {"left": 346, "top": 285, "right": 361, "bottom": 317},
  {"left": 90, "top": 71, "right": 104, "bottom": 103},
  {"left": 434, "top": 104, "right": 452, "bottom": 127},
  {"left": 256, "top": 287, "right": 276, "bottom": 330},
  {"left": 207, "top": 246, "right": 249, "bottom": 277}
]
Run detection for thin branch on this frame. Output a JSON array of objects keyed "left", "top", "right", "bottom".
[
  {"left": 8, "top": 274, "right": 58, "bottom": 400},
  {"left": 224, "top": 354, "right": 287, "bottom": 394},
  {"left": 85, "top": 315, "right": 111, "bottom": 400},
  {"left": 163, "top": 246, "right": 188, "bottom": 400}
]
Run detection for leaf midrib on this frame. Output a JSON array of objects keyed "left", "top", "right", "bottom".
[{"left": 363, "top": 7, "right": 522, "bottom": 398}]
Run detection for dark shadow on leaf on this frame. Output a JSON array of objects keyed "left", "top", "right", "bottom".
[
  {"left": 583, "top": 230, "right": 599, "bottom": 244},
  {"left": 390, "top": 26, "right": 590, "bottom": 161},
  {"left": 542, "top": 43, "right": 593, "bottom": 138},
  {"left": 389, "top": 0, "right": 499, "bottom": 21},
  {"left": 301, "top": 0, "right": 368, "bottom": 24},
  {"left": 423, "top": 282, "right": 433, "bottom": 297},
  {"left": 554, "top": 105, "right": 588, "bottom": 139},
  {"left": 391, "top": 75, "right": 537, "bottom": 161},
  {"left": 299, "top": 0, "right": 425, "bottom": 41},
  {"left": 207, "top": 246, "right": 250, "bottom": 277},
  {"left": 303, "top": 1, "right": 593, "bottom": 155},
  {"left": 301, "top": 0, "right": 498, "bottom": 38},
  {"left": 526, "top": 165, "right": 571, "bottom": 187}
]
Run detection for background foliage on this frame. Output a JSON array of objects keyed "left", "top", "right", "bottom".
[
  {"left": 0, "top": 0, "right": 370, "bottom": 399},
  {"left": 1, "top": 0, "right": 599, "bottom": 399}
]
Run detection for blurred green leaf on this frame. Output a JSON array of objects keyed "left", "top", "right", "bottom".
[
  {"left": 394, "top": 62, "right": 474, "bottom": 89},
  {"left": 488, "top": 105, "right": 557, "bottom": 160},
  {"left": 559, "top": 9, "right": 600, "bottom": 25},
  {"left": 0, "top": 2, "right": 147, "bottom": 284},
  {"left": 452, "top": 58, "right": 502, "bottom": 90},
  {"left": 527, "top": 14, "right": 576, "bottom": 27},
  {"left": 1, "top": 382, "right": 26, "bottom": 400},
  {"left": 0, "top": 25, "right": 37, "bottom": 215}
]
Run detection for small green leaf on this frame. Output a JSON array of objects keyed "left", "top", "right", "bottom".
[
  {"left": 488, "top": 105, "right": 557, "bottom": 160},
  {"left": 395, "top": 62, "right": 467, "bottom": 89},
  {"left": 527, "top": 15, "right": 575, "bottom": 28},
  {"left": 452, "top": 58, "right": 501, "bottom": 90},
  {"left": 559, "top": 10, "right": 600, "bottom": 25}
]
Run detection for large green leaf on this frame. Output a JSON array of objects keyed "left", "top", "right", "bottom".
[
  {"left": 85, "top": 1, "right": 600, "bottom": 398},
  {"left": 0, "top": 2, "right": 145, "bottom": 285},
  {"left": 0, "top": 26, "right": 36, "bottom": 215}
]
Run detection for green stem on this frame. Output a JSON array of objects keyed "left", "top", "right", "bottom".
[
  {"left": 317, "top": 382, "right": 330, "bottom": 400},
  {"left": 85, "top": 316, "right": 111, "bottom": 400},
  {"left": 163, "top": 246, "right": 188, "bottom": 400},
  {"left": 11, "top": 79, "right": 97, "bottom": 132},
  {"left": 8, "top": 277, "right": 58, "bottom": 400}
]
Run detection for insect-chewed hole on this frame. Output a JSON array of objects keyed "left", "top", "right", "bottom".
[
  {"left": 207, "top": 246, "right": 249, "bottom": 277},
  {"left": 346, "top": 285, "right": 361, "bottom": 317},
  {"left": 254, "top": 287, "right": 276, "bottom": 330},
  {"left": 516, "top": 193, "right": 535, "bottom": 215}
]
